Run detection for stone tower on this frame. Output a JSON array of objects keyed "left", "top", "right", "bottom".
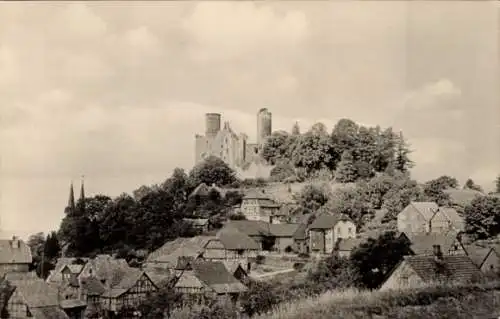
[
  {"left": 257, "top": 108, "right": 272, "bottom": 146},
  {"left": 205, "top": 113, "right": 221, "bottom": 139}
]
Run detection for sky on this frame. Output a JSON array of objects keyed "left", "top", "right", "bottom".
[{"left": 0, "top": 1, "right": 499, "bottom": 240}]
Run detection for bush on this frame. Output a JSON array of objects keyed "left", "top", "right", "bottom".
[
  {"left": 298, "top": 253, "right": 310, "bottom": 259},
  {"left": 284, "top": 246, "right": 293, "bottom": 253},
  {"left": 256, "top": 255, "right": 265, "bottom": 265}
]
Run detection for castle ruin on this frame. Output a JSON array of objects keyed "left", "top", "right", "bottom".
[{"left": 194, "top": 108, "right": 273, "bottom": 172}]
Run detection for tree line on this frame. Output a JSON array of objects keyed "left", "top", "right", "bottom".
[{"left": 263, "top": 118, "right": 413, "bottom": 183}]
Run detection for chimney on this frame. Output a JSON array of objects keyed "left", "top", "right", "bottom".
[{"left": 10, "top": 236, "right": 19, "bottom": 249}]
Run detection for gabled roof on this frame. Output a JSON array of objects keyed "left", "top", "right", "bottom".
[
  {"left": 407, "top": 232, "right": 459, "bottom": 255},
  {"left": 269, "top": 223, "right": 300, "bottom": 237},
  {"left": 221, "top": 261, "right": 247, "bottom": 275},
  {"left": 82, "top": 255, "right": 129, "bottom": 280},
  {"left": 146, "top": 236, "right": 214, "bottom": 267},
  {"left": 224, "top": 220, "right": 272, "bottom": 237},
  {"left": 0, "top": 238, "right": 32, "bottom": 265},
  {"left": 62, "top": 264, "right": 84, "bottom": 274},
  {"left": 80, "top": 276, "right": 106, "bottom": 296},
  {"left": 13, "top": 278, "right": 60, "bottom": 308},
  {"left": 406, "top": 202, "right": 439, "bottom": 221},
  {"left": 308, "top": 213, "right": 353, "bottom": 230},
  {"left": 144, "top": 269, "right": 174, "bottom": 288},
  {"left": 101, "top": 268, "right": 150, "bottom": 298},
  {"left": 437, "top": 207, "right": 464, "bottom": 224},
  {"left": 243, "top": 189, "right": 272, "bottom": 200},
  {"left": 191, "top": 260, "right": 247, "bottom": 294},
  {"left": 47, "top": 258, "right": 89, "bottom": 283},
  {"left": 292, "top": 223, "right": 309, "bottom": 240},
  {"left": 216, "top": 228, "right": 260, "bottom": 251},
  {"left": 443, "top": 188, "right": 484, "bottom": 207},
  {"left": 403, "top": 255, "right": 482, "bottom": 283},
  {"left": 464, "top": 245, "right": 496, "bottom": 268}
]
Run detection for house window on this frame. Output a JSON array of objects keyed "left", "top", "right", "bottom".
[
  {"left": 348, "top": 227, "right": 353, "bottom": 235},
  {"left": 237, "top": 249, "right": 244, "bottom": 256},
  {"left": 337, "top": 227, "right": 342, "bottom": 237},
  {"left": 400, "top": 274, "right": 409, "bottom": 285}
]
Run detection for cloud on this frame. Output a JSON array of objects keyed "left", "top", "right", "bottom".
[
  {"left": 403, "top": 79, "right": 462, "bottom": 111},
  {"left": 182, "top": 2, "right": 308, "bottom": 61}
]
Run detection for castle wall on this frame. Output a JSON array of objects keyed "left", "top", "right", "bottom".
[
  {"left": 257, "top": 108, "right": 272, "bottom": 146},
  {"left": 195, "top": 135, "right": 210, "bottom": 163}
]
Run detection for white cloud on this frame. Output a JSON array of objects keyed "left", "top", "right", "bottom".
[
  {"left": 403, "top": 79, "right": 462, "bottom": 110},
  {"left": 182, "top": 2, "right": 308, "bottom": 61}
]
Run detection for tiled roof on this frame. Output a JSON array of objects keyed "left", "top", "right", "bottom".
[
  {"left": 409, "top": 202, "right": 439, "bottom": 221},
  {"left": 404, "top": 255, "right": 483, "bottom": 283},
  {"left": 47, "top": 258, "right": 88, "bottom": 284},
  {"left": 175, "top": 271, "right": 205, "bottom": 289},
  {"left": 464, "top": 245, "right": 495, "bottom": 268},
  {"left": 443, "top": 188, "right": 484, "bottom": 207},
  {"left": 437, "top": 207, "right": 464, "bottom": 224},
  {"left": 337, "top": 238, "right": 364, "bottom": 251},
  {"left": 101, "top": 267, "right": 147, "bottom": 298},
  {"left": 13, "top": 278, "right": 60, "bottom": 308},
  {"left": 216, "top": 228, "right": 260, "bottom": 251},
  {"left": 80, "top": 276, "right": 105, "bottom": 296},
  {"left": 0, "top": 238, "right": 32, "bottom": 265},
  {"left": 192, "top": 260, "right": 247, "bottom": 294},
  {"left": 3, "top": 272, "right": 38, "bottom": 282},
  {"left": 308, "top": 213, "right": 352, "bottom": 230},
  {"left": 189, "top": 183, "right": 211, "bottom": 198},
  {"left": 292, "top": 223, "right": 308, "bottom": 240},
  {"left": 146, "top": 236, "right": 214, "bottom": 268},
  {"left": 243, "top": 189, "right": 272, "bottom": 200},
  {"left": 224, "top": 220, "right": 272, "bottom": 237},
  {"left": 60, "top": 299, "right": 87, "bottom": 309},
  {"left": 30, "top": 307, "right": 69, "bottom": 319},
  {"left": 221, "top": 261, "right": 246, "bottom": 275},
  {"left": 408, "top": 232, "right": 459, "bottom": 255},
  {"left": 144, "top": 269, "right": 174, "bottom": 288},
  {"left": 82, "top": 255, "right": 131, "bottom": 281},
  {"left": 269, "top": 223, "right": 300, "bottom": 237}
]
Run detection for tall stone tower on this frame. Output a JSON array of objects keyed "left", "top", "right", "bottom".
[
  {"left": 257, "top": 108, "right": 272, "bottom": 146},
  {"left": 205, "top": 113, "right": 221, "bottom": 139}
]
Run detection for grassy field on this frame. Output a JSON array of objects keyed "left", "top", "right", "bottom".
[{"left": 254, "top": 282, "right": 500, "bottom": 319}]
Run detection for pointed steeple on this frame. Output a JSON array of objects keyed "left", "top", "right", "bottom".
[
  {"left": 68, "top": 182, "right": 76, "bottom": 213},
  {"left": 78, "top": 175, "right": 86, "bottom": 215}
]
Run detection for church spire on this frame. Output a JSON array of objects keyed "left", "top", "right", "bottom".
[
  {"left": 78, "top": 175, "right": 86, "bottom": 215},
  {"left": 68, "top": 181, "right": 76, "bottom": 213}
]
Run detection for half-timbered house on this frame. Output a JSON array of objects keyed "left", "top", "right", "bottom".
[{"left": 0, "top": 236, "right": 32, "bottom": 275}]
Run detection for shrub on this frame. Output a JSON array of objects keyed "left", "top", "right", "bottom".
[
  {"left": 256, "top": 255, "right": 265, "bottom": 264},
  {"left": 284, "top": 246, "right": 293, "bottom": 253}
]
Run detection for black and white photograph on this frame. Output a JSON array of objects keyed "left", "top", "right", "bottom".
[{"left": 0, "top": 1, "right": 499, "bottom": 318}]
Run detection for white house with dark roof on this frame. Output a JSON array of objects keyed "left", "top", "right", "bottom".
[
  {"left": 464, "top": 245, "right": 500, "bottom": 273},
  {"left": 380, "top": 247, "right": 483, "bottom": 291},
  {"left": 397, "top": 202, "right": 465, "bottom": 234},
  {"left": 0, "top": 236, "right": 32, "bottom": 275},
  {"left": 308, "top": 214, "right": 356, "bottom": 255},
  {"left": 240, "top": 190, "right": 281, "bottom": 223}
]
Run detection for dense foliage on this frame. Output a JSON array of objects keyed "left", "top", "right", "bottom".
[
  {"left": 464, "top": 195, "right": 500, "bottom": 239},
  {"left": 262, "top": 119, "right": 413, "bottom": 181},
  {"left": 58, "top": 159, "right": 242, "bottom": 257}
]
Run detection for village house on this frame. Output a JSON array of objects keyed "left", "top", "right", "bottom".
[
  {"left": 268, "top": 223, "right": 301, "bottom": 253},
  {"left": 336, "top": 237, "right": 365, "bottom": 258},
  {"left": 380, "top": 245, "right": 483, "bottom": 291},
  {"left": 173, "top": 260, "right": 247, "bottom": 302},
  {"left": 5, "top": 277, "right": 71, "bottom": 319},
  {"left": 406, "top": 232, "right": 466, "bottom": 256},
  {"left": 47, "top": 258, "right": 88, "bottom": 286},
  {"left": 397, "top": 202, "right": 465, "bottom": 234},
  {"left": 292, "top": 223, "right": 309, "bottom": 254},
  {"left": 223, "top": 220, "right": 274, "bottom": 250},
  {"left": 240, "top": 190, "right": 281, "bottom": 223},
  {"left": 188, "top": 183, "right": 224, "bottom": 200},
  {"left": 221, "top": 261, "right": 248, "bottom": 282},
  {"left": 308, "top": 214, "right": 357, "bottom": 255},
  {"left": 144, "top": 236, "right": 213, "bottom": 272},
  {"left": 0, "top": 236, "right": 32, "bottom": 275},
  {"left": 464, "top": 245, "right": 500, "bottom": 274},
  {"left": 203, "top": 228, "right": 260, "bottom": 271}
]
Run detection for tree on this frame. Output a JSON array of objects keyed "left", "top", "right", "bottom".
[
  {"left": 350, "top": 231, "right": 412, "bottom": 289},
  {"left": 269, "top": 161, "right": 295, "bottom": 182},
  {"left": 394, "top": 131, "right": 414, "bottom": 173},
  {"left": 43, "top": 232, "right": 60, "bottom": 260},
  {"left": 261, "top": 131, "right": 292, "bottom": 165},
  {"left": 306, "top": 255, "right": 358, "bottom": 290},
  {"left": 291, "top": 131, "right": 335, "bottom": 174},
  {"left": 335, "top": 150, "right": 358, "bottom": 183},
  {"left": 310, "top": 122, "right": 328, "bottom": 136},
  {"left": 423, "top": 176, "right": 458, "bottom": 206},
  {"left": 188, "top": 156, "right": 237, "bottom": 187},
  {"left": 27, "top": 232, "right": 45, "bottom": 260},
  {"left": 496, "top": 175, "right": 500, "bottom": 194},
  {"left": 138, "top": 286, "right": 183, "bottom": 318},
  {"left": 326, "top": 184, "right": 374, "bottom": 226},
  {"left": 464, "top": 178, "right": 483, "bottom": 192},
  {"left": 464, "top": 195, "right": 500, "bottom": 239},
  {"left": 295, "top": 183, "right": 331, "bottom": 213}
]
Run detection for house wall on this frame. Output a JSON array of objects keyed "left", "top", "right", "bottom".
[
  {"left": 379, "top": 261, "right": 423, "bottom": 291},
  {"left": 309, "top": 230, "right": 325, "bottom": 253},
  {"left": 397, "top": 205, "right": 429, "bottom": 234},
  {"left": 241, "top": 200, "right": 266, "bottom": 221},
  {"left": 0, "top": 263, "right": 30, "bottom": 274},
  {"left": 274, "top": 237, "right": 295, "bottom": 252},
  {"left": 325, "top": 229, "right": 335, "bottom": 254},
  {"left": 204, "top": 240, "right": 258, "bottom": 261},
  {"left": 333, "top": 221, "right": 356, "bottom": 242},
  {"left": 293, "top": 239, "right": 309, "bottom": 254},
  {"left": 7, "top": 289, "right": 30, "bottom": 318},
  {"left": 429, "top": 211, "right": 451, "bottom": 233}
]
